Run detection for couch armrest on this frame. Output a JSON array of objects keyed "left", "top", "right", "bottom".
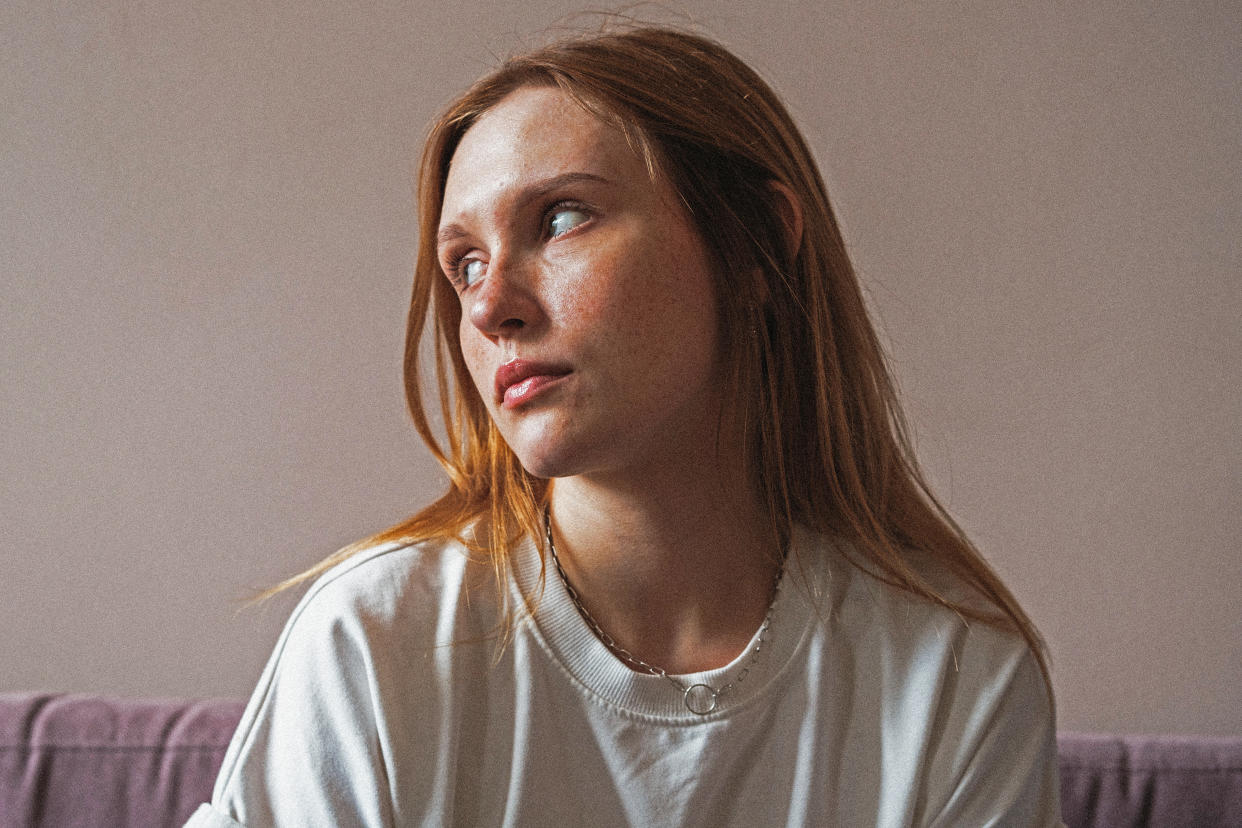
[
  {"left": 0, "top": 693, "right": 245, "bottom": 828},
  {"left": 1058, "top": 731, "right": 1242, "bottom": 827}
]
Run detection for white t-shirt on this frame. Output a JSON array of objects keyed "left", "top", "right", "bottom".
[{"left": 186, "top": 528, "right": 1061, "bottom": 827}]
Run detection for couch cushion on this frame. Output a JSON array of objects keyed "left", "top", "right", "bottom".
[
  {"left": 0, "top": 693, "right": 245, "bottom": 828},
  {"left": 1059, "top": 732, "right": 1242, "bottom": 827}
]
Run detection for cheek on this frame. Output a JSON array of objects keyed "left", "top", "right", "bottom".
[
  {"left": 632, "top": 230, "right": 720, "bottom": 354},
  {"left": 562, "top": 242, "right": 673, "bottom": 323}
]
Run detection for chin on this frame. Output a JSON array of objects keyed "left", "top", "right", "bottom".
[
  {"left": 512, "top": 448, "right": 579, "bottom": 481},
  {"left": 508, "top": 432, "right": 609, "bottom": 481}
]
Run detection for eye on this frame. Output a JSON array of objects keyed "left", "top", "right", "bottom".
[
  {"left": 548, "top": 206, "right": 589, "bottom": 238},
  {"left": 443, "top": 252, "right": 485, "bottom": 290},
  {"left": 460, "top": 257, "right": 485, "bottom": 287}
]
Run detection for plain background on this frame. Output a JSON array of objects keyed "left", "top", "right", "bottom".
[{"left": 3, "top": 1, "right": 1238, "bottom": 736}]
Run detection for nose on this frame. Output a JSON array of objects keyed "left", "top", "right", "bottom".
[{"left": 465, "top": 255, "right": 542, "bottom": 342}]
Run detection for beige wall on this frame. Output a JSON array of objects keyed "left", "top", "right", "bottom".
[{"left": 3, "top": 1, "right": 1238, "bottom": 736}]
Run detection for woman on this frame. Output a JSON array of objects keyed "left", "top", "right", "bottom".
[{"left": 188, "top": 25, "right": 1061, "bottom": 827}]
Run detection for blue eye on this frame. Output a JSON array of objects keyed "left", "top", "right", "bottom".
[
  {"left": 549, "top": 207, "right": 588, "bottom": 238},
  {"left": 461, "top": 258, "right": 485, "bottom": 286}
]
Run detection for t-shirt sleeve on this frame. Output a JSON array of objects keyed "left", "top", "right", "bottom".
[
  {"left": 925, "top": 643, "right": 1064, "bottom": 827},
  {"left": 189, "top": 577, "right": 396, "bottom": 828}
]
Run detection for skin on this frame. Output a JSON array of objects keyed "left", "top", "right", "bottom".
[{"left": 438, "top": 86, "right": 778, "bottom": 673}]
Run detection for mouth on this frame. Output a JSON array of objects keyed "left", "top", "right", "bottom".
[{"left": 494, "top": 359, "right": 572, "bottom": 409}]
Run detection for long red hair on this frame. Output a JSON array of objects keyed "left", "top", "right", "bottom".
[{"left": 266, "top": 25, "right": 1050, "bottom": 690}]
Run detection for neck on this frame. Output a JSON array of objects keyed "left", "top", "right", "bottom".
[{"left": 547, "top": 456, "right": 782, "bottom": 674}]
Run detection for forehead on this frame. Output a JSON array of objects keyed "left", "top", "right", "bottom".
[{"left": 440, "top": 87, "right": 646, "bottom": 219}]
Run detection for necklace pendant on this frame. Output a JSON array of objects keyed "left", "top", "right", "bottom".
[{"left": 683, "top": 683, "right": 719, "bottom": 715}]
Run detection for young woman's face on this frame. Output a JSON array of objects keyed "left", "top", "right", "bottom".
[{"left": 437, "top": 86, "right": 724, "bottom": 481}]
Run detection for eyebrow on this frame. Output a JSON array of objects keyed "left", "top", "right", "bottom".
[{"left": 436, "top": 171, "right": 611, "bottom": 248}]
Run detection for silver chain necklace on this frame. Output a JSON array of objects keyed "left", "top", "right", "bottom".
[{"left": 543, "top": 508, "right": 785, "bottom": 716}]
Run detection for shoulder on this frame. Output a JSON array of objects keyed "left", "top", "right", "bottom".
[
  {"left": 295, "top": 535, "right": 479, "bottom": 612},
  {"left": 278, "top": 535, "right": 496, "bottom": 656},
  {"left": 236, "top": 534, "right": 495, "bottom": 708},
  {"left": 808, "top": 534, "right": 1060, "bottom": 824},
  {"left": 208, "top": 536, "right": 501, "bottom": 824},
  {"left": 820, "top": 535, "right": 1051, "bottom": 734},
  {"left": 815, "top": 535, "right": 1038, "bottom": 682}
]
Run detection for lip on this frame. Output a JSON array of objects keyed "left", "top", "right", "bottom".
[{"left": 494, "top": 359, "right": 572, "bottom": 409}]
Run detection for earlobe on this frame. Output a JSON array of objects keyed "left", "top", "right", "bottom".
[{"left": 768, "top": 180, "right": 804, "bottom": 261}]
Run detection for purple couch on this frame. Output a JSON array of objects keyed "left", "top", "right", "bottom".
[{"left": 2, "top": 693, "right": 1240, "bottom": 827}]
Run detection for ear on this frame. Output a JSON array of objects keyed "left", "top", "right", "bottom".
[{"left": 768, "top": 180, "right": 804, "bottom": 261}]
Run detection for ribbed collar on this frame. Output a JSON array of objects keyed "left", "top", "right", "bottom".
[{"left": 509, "top": 525, "right": 829, "bottom": 723}]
